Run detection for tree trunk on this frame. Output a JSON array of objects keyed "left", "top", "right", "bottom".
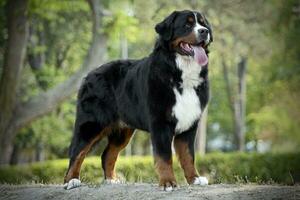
[
  {"left": 28, "top": 19, "right": 45, "bottom": 71},
  {"left": 236, "top": 57, "right": 247, "bottom": 151},
  {"left": 195, "top": 107, "right": 208, "bottom": 155},
  {"left": 35, "top": 139, "right": 44, "bottom": 162},
  {"left": 0, "top": 0, "right": 29, "bottom": 165},
  {"left": 222, "top": 57, "right": 247, "bottom": 151},
  {"left": 0, "top": 0, "right": 107, "bottom": 165},
  {"left": 120, "top": 33, "right": 128, "bottom": 60},
  {"left": 10, "top": 143, "right": 21, "bottom": 165}
]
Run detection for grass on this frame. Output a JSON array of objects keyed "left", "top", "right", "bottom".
[{"left": 0, "top": 152, "right": 299, "bottom": 185}]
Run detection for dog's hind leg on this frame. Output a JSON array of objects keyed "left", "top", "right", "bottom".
[
  {"left": 64, "top": 121, "right": 111, "bottom": 190},
  {"left": 64, "top": 72, "right": 119, "bottom": 189},
  {"left": 101, "top": 127, "right": 134, "bottom": 183}
]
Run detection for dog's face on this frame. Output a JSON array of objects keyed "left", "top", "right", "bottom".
[{"left": 155, "top": 10, "right": 213, "bottom": 65}]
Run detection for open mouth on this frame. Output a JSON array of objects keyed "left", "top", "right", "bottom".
[{"left": 179, "top": 41, "right": 208, "bottom": 66}]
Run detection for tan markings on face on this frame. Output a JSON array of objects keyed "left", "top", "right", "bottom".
[
  {"left": 199, "top": 13, "right": 207, "bottom": 24},
  {"left": 188, "top": 16, "right": 194, "bottom": 23},
  {"left": 171, "top": 31, "right": 198, "bottom": 49}
]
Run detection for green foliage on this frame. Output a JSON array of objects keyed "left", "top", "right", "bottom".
[
  {"left": 1, "top": 0, "right": 299, "bottom": 161},
  {"left": 13, "top": 0, "right": 92, "bottom": 159},
  {"left": 103, "top": 1, "right": 140, "bottom": 59},
  {"left": 0, "top": 153, "right": 299, "bottom": 185},
  {"left": 245, "top": 0, "right": 300, "bottom": 151}
]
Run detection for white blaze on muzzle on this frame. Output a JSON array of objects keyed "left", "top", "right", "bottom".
[{"left": 193, "top": 12, "right": 210, "bottom": 45}]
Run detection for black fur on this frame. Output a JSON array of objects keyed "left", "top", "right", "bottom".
[{"left": 66, "top": 10, "right": 213, "bottom": 183}]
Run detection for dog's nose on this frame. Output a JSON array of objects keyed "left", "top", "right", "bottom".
[{"left": 198, "top": 28, "right": 208, "bottom": 37}]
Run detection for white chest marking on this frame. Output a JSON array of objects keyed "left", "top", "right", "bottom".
[
  {"left": 172, "top": 54, "right": 203, "bottom": 133},
  {"left": 175, "top": 54, "right": 204, "bottom": 88},
  {"left": 173, "top": 88, "right": 201, "bottom": 133}
]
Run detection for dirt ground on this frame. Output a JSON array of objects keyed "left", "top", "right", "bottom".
[{"left": 1, "top": 183, "right": 299, "bottom": 200}]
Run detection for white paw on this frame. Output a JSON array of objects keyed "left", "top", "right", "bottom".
[
  {"left": 64, "top": 178, "right": 81, "bottom": 190},
  {"left": 103, "top": 178, "right": 123, "bottom": 184},
  {"left": 159, "top": 185, "right": 177, "bottom": 192},
  {"left": 165, "top": 186, "right": 173, "bottom": 192},
  {"left": 193, "top": 176, "right": 208, "bottom": 186}
]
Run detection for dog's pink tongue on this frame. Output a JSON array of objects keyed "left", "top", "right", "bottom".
[{"left": 192, "top": 46, "right": 208, "bottom": 66}]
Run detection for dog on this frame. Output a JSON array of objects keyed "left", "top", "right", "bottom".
[{"left": 64, "top": 10, "right": 213, "bottom": 191}]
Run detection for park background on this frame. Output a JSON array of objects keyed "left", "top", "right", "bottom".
[{"left": 0, "top": 0, "right": 299, "bottom": 185}]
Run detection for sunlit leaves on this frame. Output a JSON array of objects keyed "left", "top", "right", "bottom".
[{"left": 8, "top": 0, "right": 300, "bottom": 158}]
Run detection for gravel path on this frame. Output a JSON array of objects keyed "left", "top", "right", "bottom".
[{"left": 1, "top": 183, "right": 299, "bottom": 200}]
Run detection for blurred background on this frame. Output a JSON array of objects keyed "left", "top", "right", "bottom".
[{"left": 0, "top": 0, "right": 299, "bottom": 184}]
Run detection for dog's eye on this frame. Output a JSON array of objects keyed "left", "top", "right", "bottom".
[
  {"left": 185, "top": 23, "right": 192, "bottom": 28},
  {"left": 199, "top": 17, "right": 206, "bottom": 25},
  {"left": 186, "top": 17, "right": 194, "bottom": 28}
]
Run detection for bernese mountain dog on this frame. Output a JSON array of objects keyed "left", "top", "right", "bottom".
[{"left": 64, "top": 10, "right": 213, "bottom": 191}]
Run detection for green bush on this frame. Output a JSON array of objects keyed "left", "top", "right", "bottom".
[{"left": 0, "top": 152, "right": 299, "bottom": 185}]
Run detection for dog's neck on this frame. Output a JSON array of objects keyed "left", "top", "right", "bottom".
[{"left": 154, "top": 38, "right": 172, "bottom": 54}]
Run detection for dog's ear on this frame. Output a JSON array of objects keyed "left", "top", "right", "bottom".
[
  {"left": 155, "top": 11, "right": 178, "bottom": 41},
  {"left": 202, "top": 14, "right": 213, "bottom": 43}
]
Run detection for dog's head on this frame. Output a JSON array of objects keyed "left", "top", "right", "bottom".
[{"left": 155, "top": 10, "right": 213, "bottom": 66}]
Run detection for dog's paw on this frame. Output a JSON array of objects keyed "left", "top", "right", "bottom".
[
  {"left": 159, "top": 181, "right": 177, "bottom": 192},
  {"left": 103, "top": 178, "right": 123, "bottom": 184},
  {"left": 64, "top": 178, "right": 81, "bottom": 190},
  {"left": 193, "top": 176, "right": 208, "bottom": 186}
]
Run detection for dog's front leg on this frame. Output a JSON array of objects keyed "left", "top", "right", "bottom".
[
  {"left": 174, "top": 125, "right": 208, "bottom": 186},
  {"left": 150, "top": 123, "right": 176, "bottom": 191}
]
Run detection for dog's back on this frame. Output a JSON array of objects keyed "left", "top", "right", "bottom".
[{"left": 77, "top": 58, "right": 151, "bottom": 131}]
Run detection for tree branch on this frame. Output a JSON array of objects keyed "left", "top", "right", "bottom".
[{"left": 13, "top": 0, "right": 107, "bottom": 130}]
